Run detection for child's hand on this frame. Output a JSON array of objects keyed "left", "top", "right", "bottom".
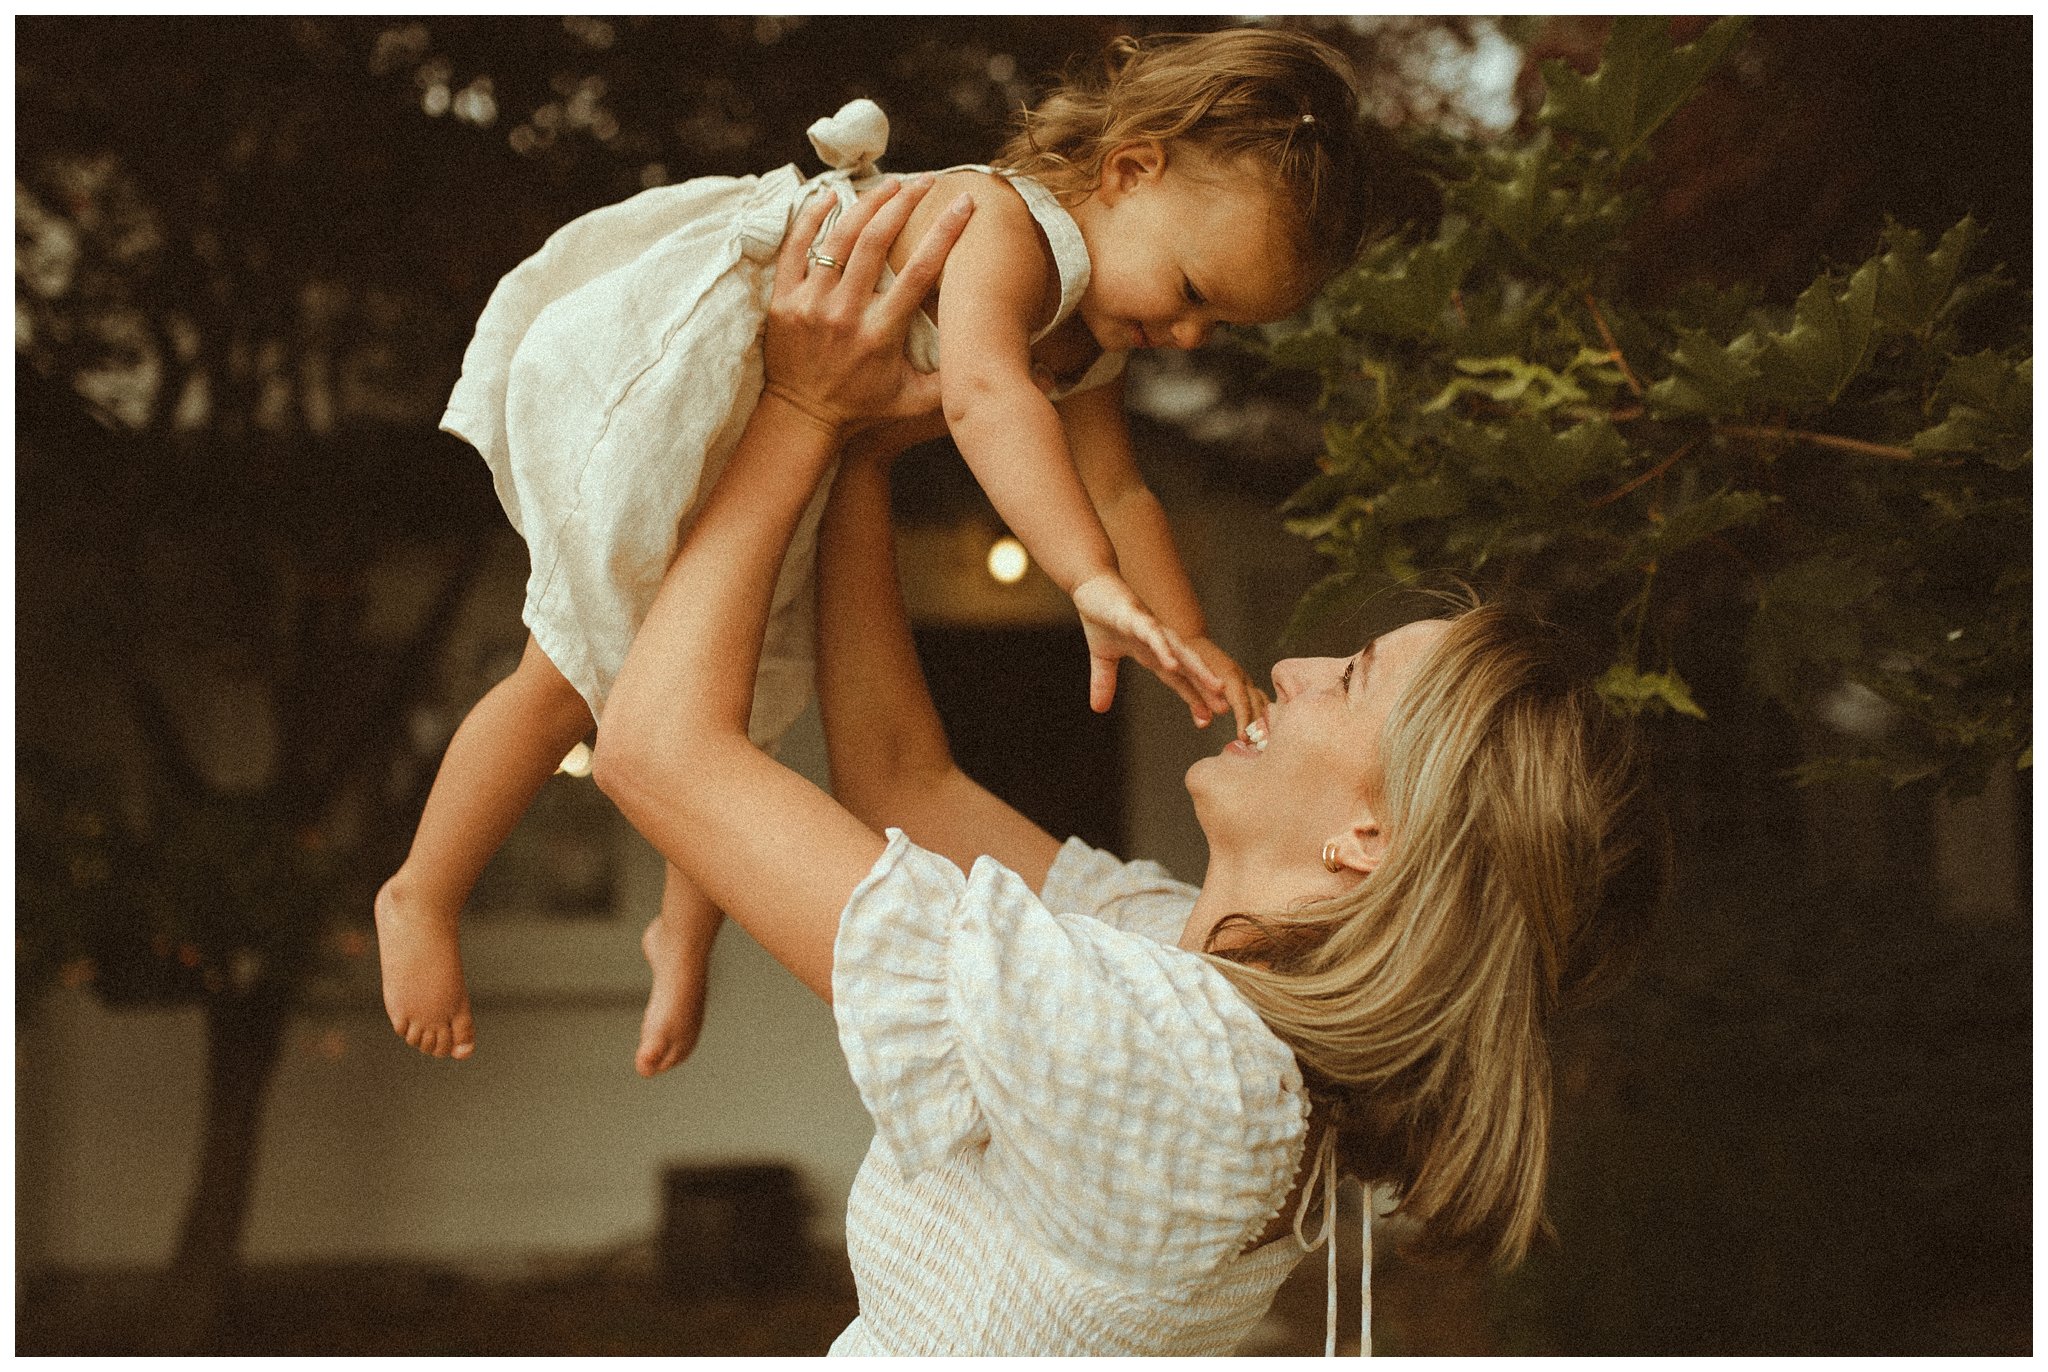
[
  {"left": 1072, "top": 573, "right": 1229, "bottom": 720},
  {"left": 1182, "top": 635, "right": 1271, "bottom": 739}
]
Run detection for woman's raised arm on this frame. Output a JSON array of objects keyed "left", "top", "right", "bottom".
[
  {"left": 593, "top": 176, "right": 971, "bottom": 1001},
  {"left": 815, "top": 442, "right": 1064, "bottom": 892}
]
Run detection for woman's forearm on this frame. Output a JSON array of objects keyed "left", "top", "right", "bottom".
[
  {"left": 815, "top": 447, "right": 957, "bottom": 823},
  {"left": 606, "top": 391, "right": 837, "bottom": 763},
  {"left": 814, "top": 442, "right": 1065, "bottom": 888},
  {"left": 594, "top": 175, "right": 998, "bottom": 996},
  {"left": 594, "top": 390, "right": 885, "bottom": 998}
]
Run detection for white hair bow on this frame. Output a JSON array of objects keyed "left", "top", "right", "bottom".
[{"left": 806, "top": 98, "right": 889, "bottom": 176}]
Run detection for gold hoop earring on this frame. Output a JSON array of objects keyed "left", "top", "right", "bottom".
[{"left": 1322, "top": 840, "right": 1344, "bottom": 874}]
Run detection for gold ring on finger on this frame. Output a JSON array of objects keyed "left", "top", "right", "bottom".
[{"left": 807, "top": 251, "right": 846, "bottom": 271}]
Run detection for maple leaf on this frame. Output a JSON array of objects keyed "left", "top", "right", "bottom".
[{"left": 1539, "top": 16, "right": 1751, "bottom": 164}]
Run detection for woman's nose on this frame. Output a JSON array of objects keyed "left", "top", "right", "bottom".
[
  {"left": 1271, "top": 656, "right": 1344, "bottom": 701},
  {"left": 1171, "top": 317, "right": 1212, "bottom": 350}
]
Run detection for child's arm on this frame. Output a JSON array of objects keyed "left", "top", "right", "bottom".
[
  {"left": 931, "top": 181, "right": 1225, "bottom": 720},
  {"left": 1059, "top": 377, "right": 1271, "bottom": 737}
]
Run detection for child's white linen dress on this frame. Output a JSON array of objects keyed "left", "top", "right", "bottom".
[{"left": 440, "top": 101, "right": 1127, "bottom": 744}]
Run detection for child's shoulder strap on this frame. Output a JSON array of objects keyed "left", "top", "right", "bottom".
[
  {"left": 992, "top": 172, "right": 1090, "bottom": 343},
  {"left": 930, "top": 164, "right": 1089, "bottom": 344},
  {"left": 997, "top": 173, "right": 1090, "bottom": 342}
]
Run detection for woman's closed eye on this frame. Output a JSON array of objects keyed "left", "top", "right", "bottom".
[
  {"left": 1182, "top": 277, "right": 1206, "bottom": 307},
  {"left": 1340, "top": 660, "right": 1355, "bottom": 694}
]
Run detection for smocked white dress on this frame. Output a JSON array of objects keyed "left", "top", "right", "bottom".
[
  {"left": 440, "top": 101, "right": 1127, "bottom": 742},
  {"left": 828, "top": 830, "right": 1315, "bottom": 1355}
]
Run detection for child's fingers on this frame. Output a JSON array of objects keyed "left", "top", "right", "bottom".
[
  {"left": 1160, "top": 627, "right": 1228, "bottom": 713},
  {"left": 1156, "top": 665, "right": 1215, "bottom": 726},
  {"left": 1130, "top": 617, "right": 1181, "bottom": 676},
  {"left": 1222, "top": 676, "right": 1259, "bottom": 739},
  {"left": 1129, "top": 646, "right": 1218, "bottom": 726},
  {"left": 1089, "top": 654, "right": 1118, "bottom": 714}
]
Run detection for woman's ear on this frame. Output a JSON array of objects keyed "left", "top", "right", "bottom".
[
  {"left": 1098, "top": 139, "right": 1167, "bottom": 203},
  {"left": 1326, "top": 814, "right": 1388, "bottom": 879}
]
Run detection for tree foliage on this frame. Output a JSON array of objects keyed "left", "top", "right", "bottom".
[{"left": 1267, "top": 17, "right": 2030, "bottom": 792}]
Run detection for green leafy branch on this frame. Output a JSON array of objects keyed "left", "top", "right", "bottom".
[{"left": 1268, "top": 18, "right": 2030, "bottom": 793}]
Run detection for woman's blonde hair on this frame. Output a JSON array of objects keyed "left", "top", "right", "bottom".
[
  {"left": 993, "top": 27, "right": 1373, "bottom": 279},
  {"left": 1206, "top": 600, "right": 1659, "bottom": 1265}
]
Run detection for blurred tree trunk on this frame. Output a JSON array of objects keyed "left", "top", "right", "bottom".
[
  {"left": 18, "top": 368, "right": 490, "bottom": 1354},
  {"left": 149, "top": 989, "right": 291, "bottom": 1353}
]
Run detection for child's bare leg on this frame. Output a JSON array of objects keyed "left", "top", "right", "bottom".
[
  {"left": 377, "top": 637, "right": 592, "bottom": 1060},
  {"left": 637, "top": 863, "right": 722, "bottom": 1077}
]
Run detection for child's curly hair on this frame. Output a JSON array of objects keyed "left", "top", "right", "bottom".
[{"left": 994, "top": 27, "right": 1373, "bottom": 281}]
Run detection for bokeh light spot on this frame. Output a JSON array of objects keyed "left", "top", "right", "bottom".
[{"left": 987, "top": 537, "right": 1029, "bottom": 585}]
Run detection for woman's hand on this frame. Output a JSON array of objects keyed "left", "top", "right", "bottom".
[{"left": 761, "top": 174, "right": 973, "bottom": 438}]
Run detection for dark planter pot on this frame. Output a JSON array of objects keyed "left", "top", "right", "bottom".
[{"left": 661, "top": 1163, "right": 813, "bottom": 1295}]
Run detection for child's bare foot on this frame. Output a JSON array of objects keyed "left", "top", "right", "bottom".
[
  {"left": 636, "top": 914, "right": 710, "bottom": 1078},
  {"left": 375, "top": 872, "right": 476, "bottom": 1060}
]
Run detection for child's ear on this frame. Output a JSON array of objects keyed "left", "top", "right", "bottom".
[{"left": 1099, "top": 140, "right": 1167, "bottom": 202}]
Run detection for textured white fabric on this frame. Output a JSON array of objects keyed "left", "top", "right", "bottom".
[
  {"left": 440, "top": 165, "right": 818, "bottom": 736},
  {"left": 440, "top": 108, "right": 1122, "bottom": 731},
  {"left": 807, "top": 98, "right": 890, "bottom": 175},
  {"left": 828, "top": 831, "right": 1311, "bottom": 1355}
]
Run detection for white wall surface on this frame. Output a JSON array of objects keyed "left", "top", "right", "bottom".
[
  {"left": 19, "top": 699, "right": 873, "bottom": 1270},
  {"left": 20, "top": 929, "right": 871, "bottom": 1268}
]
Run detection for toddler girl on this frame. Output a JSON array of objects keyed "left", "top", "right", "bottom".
[{"left": 377, "top": 27, "right": 1371, "bottom": 1070}]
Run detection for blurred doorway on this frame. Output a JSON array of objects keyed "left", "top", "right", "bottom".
[{"left": 912, "top": 624, "right": 1126, "bottom": 855}]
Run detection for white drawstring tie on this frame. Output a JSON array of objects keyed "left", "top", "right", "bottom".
[
  {"left": 805, "top": 98, "right": 889, "bottom": 176},
  {"left": 1292, "top": 1126, "right": 1373, "bottom": 1356}
]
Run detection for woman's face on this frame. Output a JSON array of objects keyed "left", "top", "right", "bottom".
[
  {"left": 1070, "top": 143, "right": 1309, "bottom": 354},
  {"left": 1187, "top": 619, "right": 1451, "bottom": 862}
]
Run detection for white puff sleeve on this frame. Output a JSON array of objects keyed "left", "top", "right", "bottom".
[
  {"left": 832, "top": 831, "right": 1308, "bottom": 1289},
  {"left": 1038, "top": 835, "right": 1202, "bottom": 946}
]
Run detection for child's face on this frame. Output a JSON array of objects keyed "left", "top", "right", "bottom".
[{"left": 1072, "top": 143, "right": 1309, "bottom": 355}]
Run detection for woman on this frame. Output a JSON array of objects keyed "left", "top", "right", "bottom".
[{"left": 594, "top": 176, "right": 1651, "bottom": 1355}]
